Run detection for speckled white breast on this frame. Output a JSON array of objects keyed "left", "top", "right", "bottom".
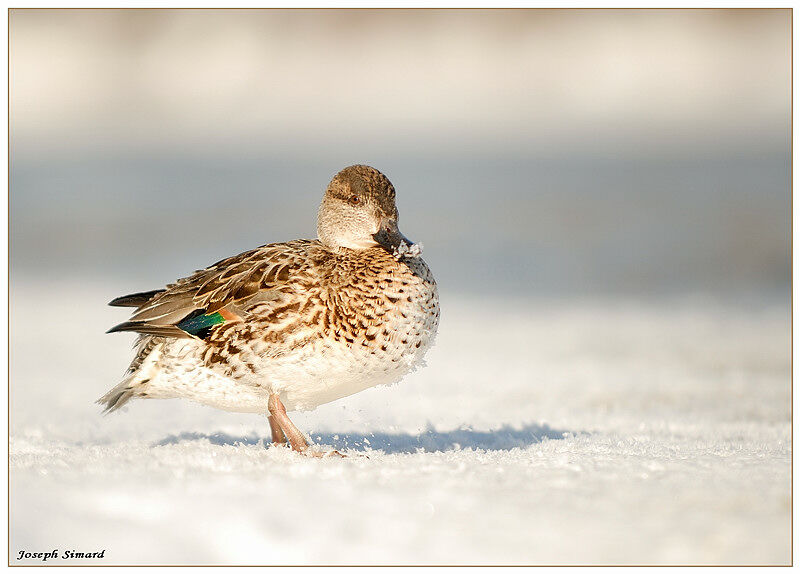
[
  {"left": 141, "top": 276, "right": 439, "bottom": 413},
  {"left": 269, "top": 304, "right": 438, "bottom": 411}
]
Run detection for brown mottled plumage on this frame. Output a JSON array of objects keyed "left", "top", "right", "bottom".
[{"left": 101, "top": 165, "right": 440, "bottom": 454}]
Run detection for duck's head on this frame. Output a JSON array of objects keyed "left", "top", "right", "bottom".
[{"left": 318, "top": 165, "right": 418, "bottom": 256}]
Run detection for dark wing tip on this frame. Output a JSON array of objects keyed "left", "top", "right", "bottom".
[
  {"left": 108, "top": 289, "right": 166, "bottom": 308},
  {"left": 106, "top": 321, "right": 194, "bottom": 339},
  {"left": 106, "top": 321, "right": 143, "bottom": 334}
]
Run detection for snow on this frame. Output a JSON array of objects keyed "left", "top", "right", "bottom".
[
  {"left": 10, "top": 281, "right": 789, "bottom": 565},
  {"left": 393, "top": 241, "right": 423, "bottom": 260}
]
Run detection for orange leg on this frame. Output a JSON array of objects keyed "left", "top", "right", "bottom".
[
  {"left": 267, "top": 394, "right": 344, "bottom": 457},
  {"left": 268, "top": 415, "right": 287, "bottom": 446},
  {"left": 268, "top": 394, "right": 309, "bottom": 453}
]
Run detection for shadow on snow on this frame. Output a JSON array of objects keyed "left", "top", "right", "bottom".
[{"left": 155, "top": 423, "right": 577, "bottom": 454}]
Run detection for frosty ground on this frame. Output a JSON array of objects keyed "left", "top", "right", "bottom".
[{"left": 10, "top": 282, "right": 790, "bottom": 565}]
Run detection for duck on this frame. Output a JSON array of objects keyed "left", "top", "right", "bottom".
[{"left": 100, "top": 165, "right": 440, "bottom": 455}]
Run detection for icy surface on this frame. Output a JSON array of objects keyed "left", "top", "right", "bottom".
[{"left": 10, "top": 282, "right": 789, "bottom": 565}]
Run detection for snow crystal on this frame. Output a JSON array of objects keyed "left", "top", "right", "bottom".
[{"left": 393, "top": 241, "right": 423, "bottom": 260}]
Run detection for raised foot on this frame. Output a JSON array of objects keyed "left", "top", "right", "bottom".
[
  {"left": 308, "top": 448, "right": 371, "bottom": 459},
  {"left": 267, "top": 394, "right": 367, "bottom": 458},
  {"left": 268, "top": 442, "right": 346, "bottom": 458},
  {"left": 306, "top": 448, "right": 346, "bottom": 458}
]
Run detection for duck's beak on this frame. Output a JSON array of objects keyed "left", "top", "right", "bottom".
[{"left": 372, "top": 218, "right": 414, "bottom": 254}]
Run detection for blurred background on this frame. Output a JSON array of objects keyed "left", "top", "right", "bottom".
[
  {"left": 10, "top": 8, "right": 790, "bottom": 300},
  {"left": 9, "top": 9, "right": 792, "bottom": 565}
]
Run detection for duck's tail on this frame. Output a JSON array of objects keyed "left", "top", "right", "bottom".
[
  {"left": 97, "top": 378, "right": 138, "bottom": 413},
  {"left": 98, "top": 335, "right": 163, "bottom": 413}
]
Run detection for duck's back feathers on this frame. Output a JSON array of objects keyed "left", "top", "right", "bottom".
[{"left": 106, "top": 240, "right": 320, "bottom": 340}]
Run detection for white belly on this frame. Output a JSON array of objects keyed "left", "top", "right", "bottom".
[
  {"left": 141, "top": 326, "right": 436, "bottom": 413},
  {"left": 268, "top": 335, "right": 433, "bottom": 411}
]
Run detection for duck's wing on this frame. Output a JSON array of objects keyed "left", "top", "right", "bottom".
[
  {"left": 107, "top": 239, "right": 320, "bottom": 339},
  {"left": 108, "top": 289, "right": 167, "bottom": 308}
]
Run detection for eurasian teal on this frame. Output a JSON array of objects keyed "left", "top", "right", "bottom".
[{"left": 100, "top": 165, "right": 440, "bottom": 454}]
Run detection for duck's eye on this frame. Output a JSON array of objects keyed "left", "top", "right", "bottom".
[{"left": 349, "top": 195, "right": 360, "bottom": 206}]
